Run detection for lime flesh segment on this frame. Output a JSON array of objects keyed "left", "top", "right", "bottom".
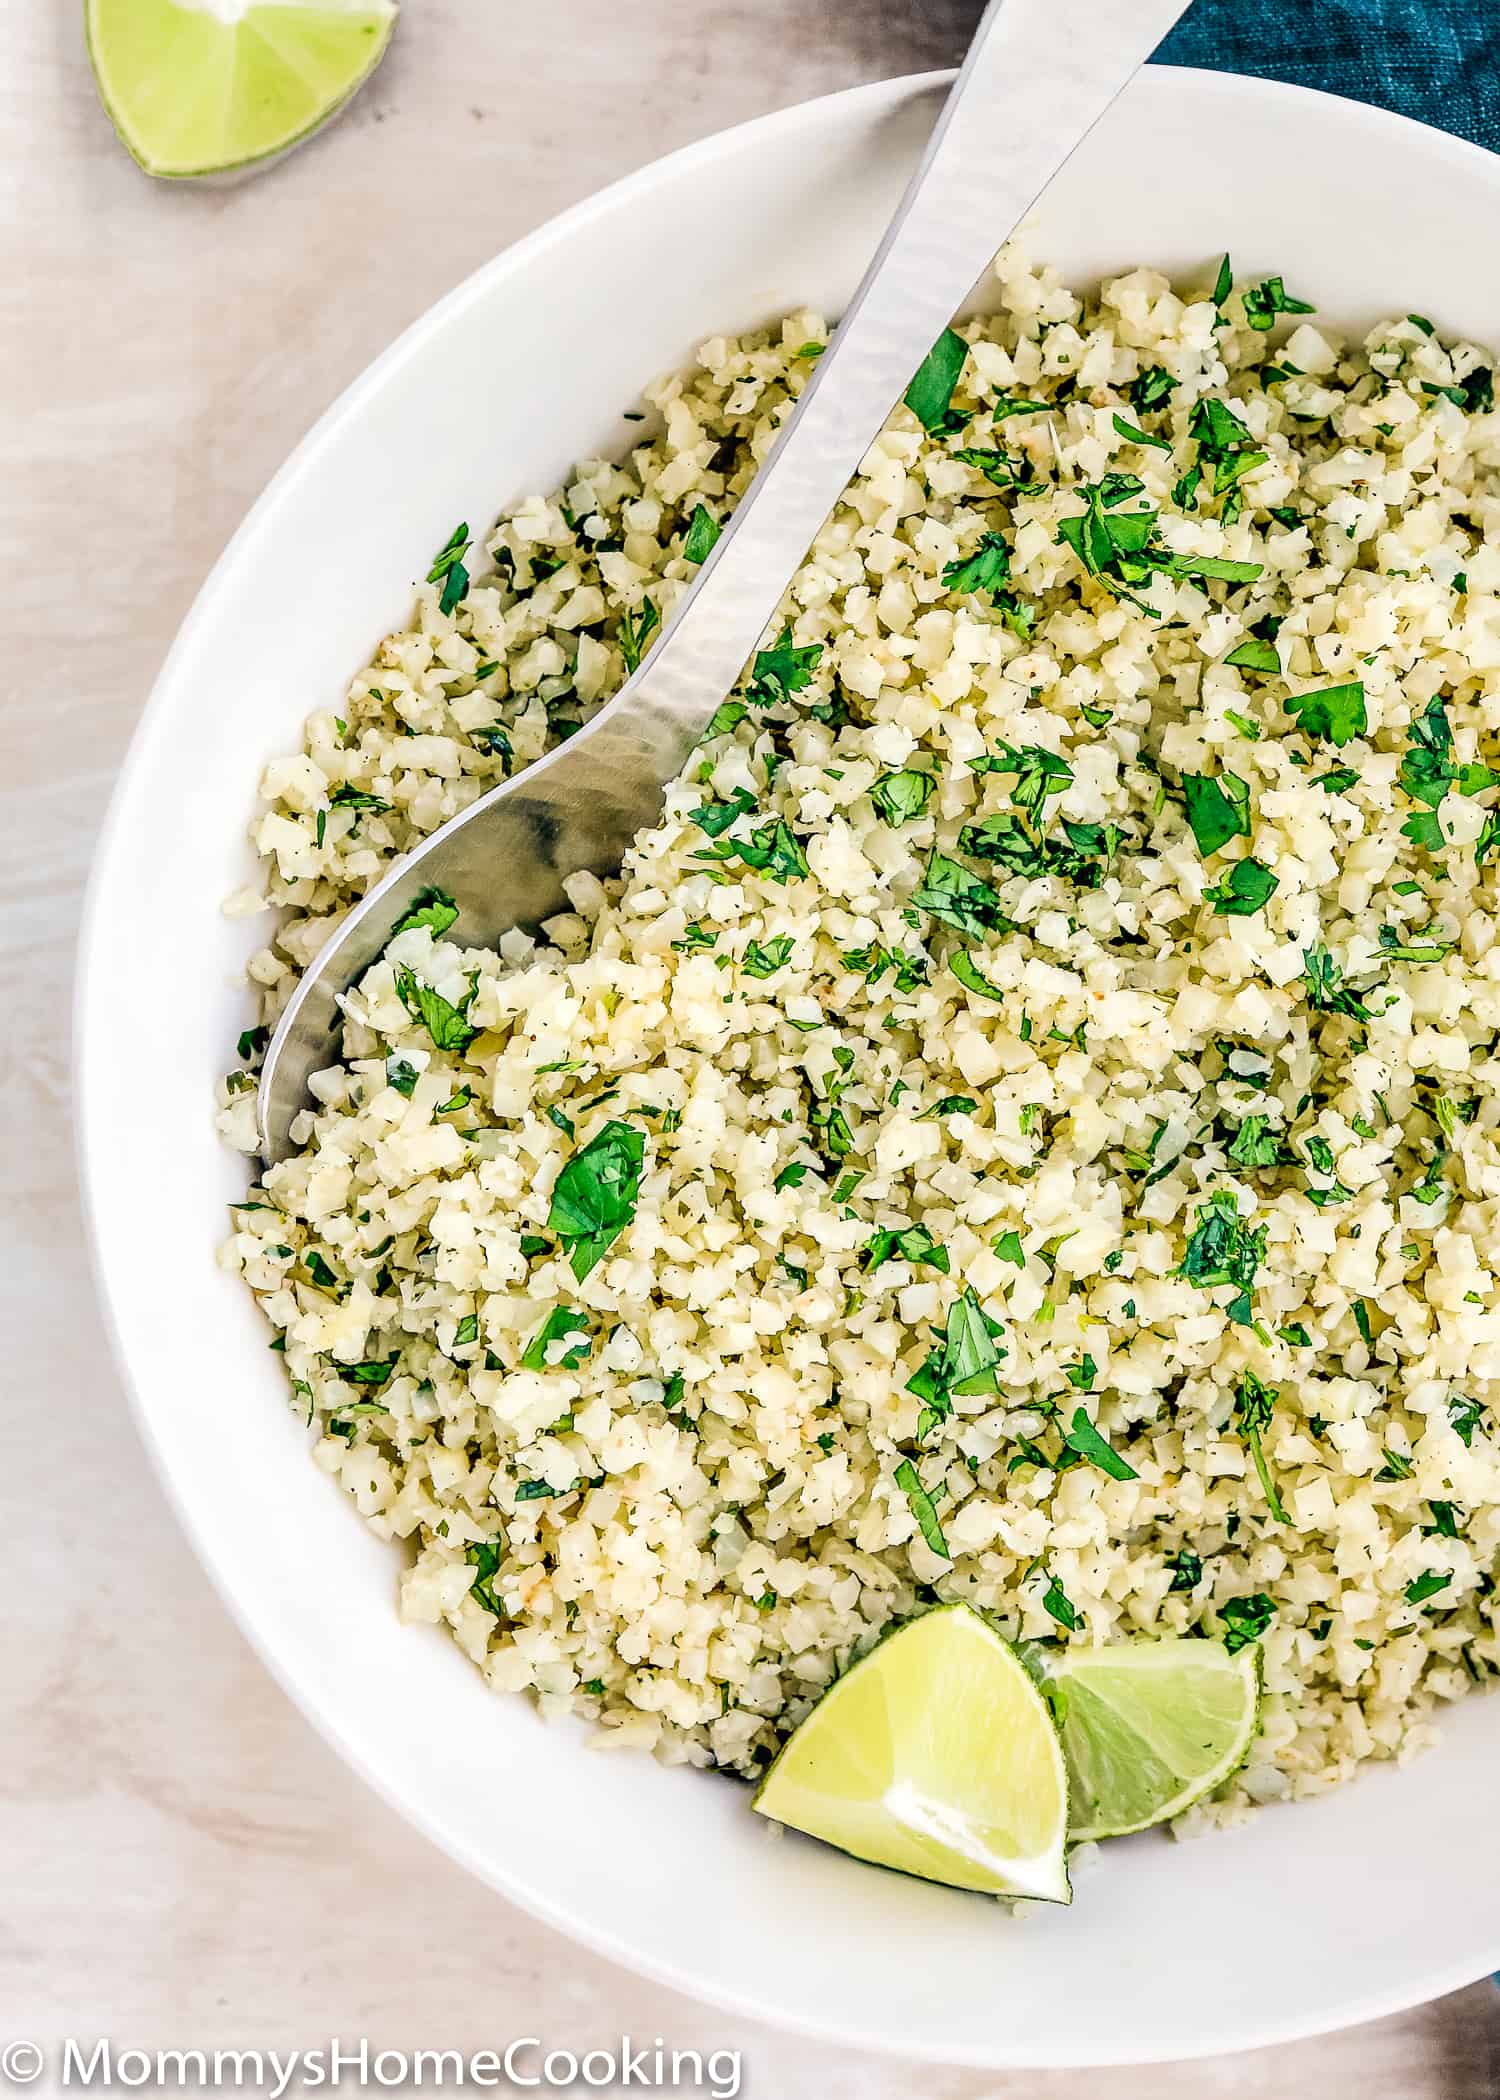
[
  {"left": 753, "top": 1604, "right": 1070, "bottom": 1903},
  {"left": 86, "top": 0, "right": 397, "bottom": 179},
  {"left": 1047, "top": 1637, "right": 1261, "bottom": 1842}
]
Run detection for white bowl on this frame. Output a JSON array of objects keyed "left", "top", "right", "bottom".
[{"left": 78, "top": 65, "right": 1500, "bottom": 2068}]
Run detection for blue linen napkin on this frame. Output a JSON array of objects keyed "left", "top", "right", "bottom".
[{"left": 1157, "top": 0, "right": 1500, "bottom": 153}]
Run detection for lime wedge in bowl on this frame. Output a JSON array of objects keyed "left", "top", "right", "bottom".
[
  {"left": 86, "top": 0, "right": 398, "bottom": 180},
  {"left": 753, "top": 1604, "right": 1071, "bottom": 1903},
  {"left": 1043, "top": 1637, "right": 1261, "bottom": 1842}
]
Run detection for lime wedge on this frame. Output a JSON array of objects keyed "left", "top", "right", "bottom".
[
  {"left": 753, "top": 1604, "right": 1070, "bottom": 1903},
  {"left": 86, "top": 0, "right": 398, "bottom": 180},
  {"left": 1044, "top": 1637, "right": 1261, "bottom": 1842}
]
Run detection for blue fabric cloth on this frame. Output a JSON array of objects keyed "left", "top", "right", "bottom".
[{"left": 1156, "top": 0, "right": 1500, "bottom": 154}]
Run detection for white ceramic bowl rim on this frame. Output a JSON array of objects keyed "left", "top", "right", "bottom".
[{"left": 77, "top": 65, "right": 1500, "bottom": 2068}]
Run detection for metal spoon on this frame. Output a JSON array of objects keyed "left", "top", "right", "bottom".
[{"left": 260, "top": 0, "right": 1191, "bottom": 1159}]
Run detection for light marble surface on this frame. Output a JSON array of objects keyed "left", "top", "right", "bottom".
[{"left": 6, "top": 2, "right": 1500, "bottom": 2091}]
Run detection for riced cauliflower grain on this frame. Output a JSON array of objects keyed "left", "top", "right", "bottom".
[{"left": 219, "top": 247, "right": 1500, "bottom": 1823}]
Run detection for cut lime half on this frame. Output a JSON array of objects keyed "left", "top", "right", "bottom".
[
  {"left": 753, "top": 1604, "right": 1070, "bottom": 1903},
  {"left": 1044, "top": 1637, "right": 1261, "bottom": 1842},
  {"left": 86, "top": 0, "right": 398, "bottom": 180}
]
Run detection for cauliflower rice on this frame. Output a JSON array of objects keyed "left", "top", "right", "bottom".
[{"left": 219, "top": 246, "right": 1500, "bottom": 1822}]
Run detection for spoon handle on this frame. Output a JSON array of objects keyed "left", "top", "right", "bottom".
[
  {"left": 260, "top": 0, "right": 1191, "bottom": 1158},
  {"left": 599, "top": 0, "right": 1194, "bottom": 787}
]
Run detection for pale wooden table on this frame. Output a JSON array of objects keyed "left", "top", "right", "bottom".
[{"left": 5, "top": 3, "right": 1498, "bottom": 2092}]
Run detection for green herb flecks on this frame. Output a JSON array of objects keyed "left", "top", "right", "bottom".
[
  {"left": 1182, "top": 396, "right": 1268, "bottom": 519},
  {"left": 1056, "top": 478, "right": 1261, "bottom": 613},
  {"left": 1128, "top": 365, "right": 1177, "bottom": 415},
  {"left": 1225, "top": 635, "right": 1281, "bottom": 674},
  {"left": 1301, "top": 943, "right": 1371, "bottom": 1022},
  {"left": 385, "top": 1056, "right": 419, "bottom": 1098},
  {"left": 1112, "top": 412, "right": 1172, "bottom": 454},
  {"left": 1228, "top": 1114, "right": 1281, "bottom": 1168},
  {"left": 427, "top": 521, "right": 471, "bottom": 617},
  {"left": 1241, "top": 276, "right": 1315, "bottom": 331},
  {"left": 1041, "top": 1571, "right": 1079, "bottom": 1630}
]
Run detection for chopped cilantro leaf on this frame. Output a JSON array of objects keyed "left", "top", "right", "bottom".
[
  {"left": 904, "top": 327, "right": 968, "bottom": 433},
  {"left": 942, "top": 532, "right": 1012, "bottom": 596},
  {"left": 949, "top": 948, "right": 1006, "bottom": 1003},
  {"left": 862, "top": 1223, "right": 949, "bottom": 1275},
  {"left": 389, "top": 885, "right": 460, "bottom": 942},
  {"left": 1234, "top": 1369, "right": 1289, "bottom": 1522},
  {"left": 1285, "top": 680, "right": 1367, "bottom": 747},
  {"left": 893, "top": 1459, "right": 951, "bottom": 1557},
  {"left": 520, "top": 1307, "right": 591, "bottom": 1372},
  {"left": 1225, "top": 635, "right": 1280, "bottom": 674},
  {"left": 1450, "top": 1394, "right": 1486, "bottom": 1446},
  {"left": 748, "top": 629, "right": 823, "bottom": 706},
  {"left": 1221, "top": 1593, "right": 1275, "bottom": 1654},
  {"left": 1063, "top": 1407, "right": 1138, "bottom": 1480},
  {"left": 385, "top": 1056, "right": 419, "bottom": 1098},
  {"left": 618, "top": 597, "right": 660, "bottom": 675},
  {"left": 911, "top": 850, "right": 1006, "bottom": 940},
  {"left": 1167, "top": 1548, "right": 1203, "bottom": 1592},
  {"left": 1228, "top": 1113, "right": 1280, "bottom": 1168},
  {"left": 1179, "top": 1189, "right": 1265, "bottom": 1324},
  {"left": 682, "top": 505, "right": 720, "bottom": 564},
  {"left": 1112, "top": 412, "right": 1172, "bottom": 453},
  {"left": 465, "top": 1540, "right": 504, "bottom": 1616},
  {"left": 1041, "top": 1572, "right": 1079, "bottom": 1630},
  {"left": 871, "top": 768, "right": 935, "bottom": 826},
  {"left": 1205, "top": 856, "right": 1279, "bottom": 917},
  {"left": 427, "top": 521, "right": 470, "bottom": 615},
  {"left": 1182, "top": 769, "right": 1251, "bottom": 857},
  {"left": 1241, "top": 276, "right": 1315, "bottom": 330},
  {"left": 546, "top": 1119, "right": 645, "bottom": 1280},
  {"left": 393, "top": 963, "right": 479, "bottom": 1053},
  {"left": 742, "top": 936, "right": 794, "bottom": 979},
  {"left": 1128, "top": 366, "right": 1177, "bottom": 414}
]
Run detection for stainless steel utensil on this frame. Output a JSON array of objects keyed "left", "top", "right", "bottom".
[{"left": 260, "top": 0, "right": 1191, "bottom": 1159}]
